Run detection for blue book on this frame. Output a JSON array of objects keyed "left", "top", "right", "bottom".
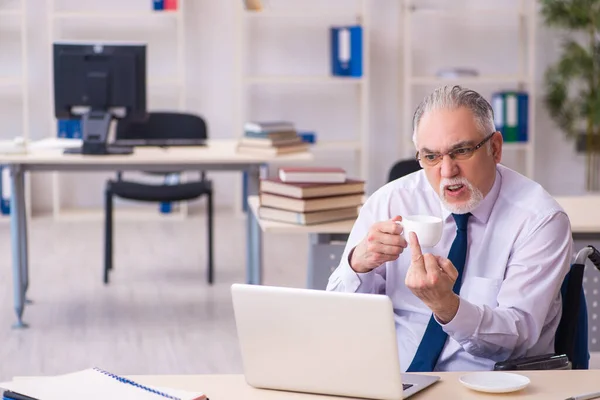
[
  {"left": 330, "top": 25, "right": 362, "bottom": 77},
  {"left": 153, "top": 0, "right": 164, "bottom": 10}
]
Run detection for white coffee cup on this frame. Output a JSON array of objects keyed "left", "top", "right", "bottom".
[{"left": 397, "top": 215, "right": 443, "bottom": 248}]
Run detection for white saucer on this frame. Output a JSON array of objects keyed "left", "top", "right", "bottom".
[{"left": 459, "top": 371, "right": 530, "bottom": 393}]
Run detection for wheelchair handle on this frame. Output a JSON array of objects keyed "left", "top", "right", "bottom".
[{"left": 575, "top": 245, "right": 600, "bottom": 270}]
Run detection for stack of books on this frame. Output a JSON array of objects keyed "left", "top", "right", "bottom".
[
  {"left": 237, "top": 121, "right": 310, "bottom": 156},
  {"left": 258, "top": 167, "right": 365, "bottom": 225}
]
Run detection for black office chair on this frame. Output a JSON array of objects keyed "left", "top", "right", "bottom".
[
  {"left": 494, "top": 245, "right": 600, "bottom": 370},
  {"left": 388, "top": 159, "right": 422, "bottom": 183},
  {"left": 104, "top": 112, "right": 214, "bottom": 285}
]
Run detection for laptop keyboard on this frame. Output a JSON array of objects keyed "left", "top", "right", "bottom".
[{"left": 403, "top": 383, "right": 414, "bottom": 391}]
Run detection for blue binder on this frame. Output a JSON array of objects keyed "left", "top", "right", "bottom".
[
  {"left": 57, "top": 119, "right": 69, "bottom": 138},
  {"left": 153, "top": 0, "right": 164, "bottom": 10},
  {"left": 517, "top": 92, "right": 529, "bottom": 142},
  {"left": 0, "top": 166, "right": 11, "bottom": 215},
  {"left": 71, "top": 119, "right": 83, "bottom": 139},
  {"left": 330, "top": 25, "right": 362, "bottom": 77},
  {"left": 491, "top": 92, "right": 505, "bottom": 138}
]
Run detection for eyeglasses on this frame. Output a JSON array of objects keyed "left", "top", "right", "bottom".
[{"left": 415, "top": 132, "right": 495, "bottom": 167}]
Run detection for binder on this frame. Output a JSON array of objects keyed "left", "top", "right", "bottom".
[
  {"left": 70, "top": 120, "right": 82, "bottom": 139},
  {"left": 491, "top": 92, "right": 504, "bottom": 136},
  {"left": 57, "top": 119, "right": 69, "bottom": 138},
  {"left": 517, "top": 92, "right": 529, "bottom": 142},
  {"left": 330, "top": 25, "right": 362, "bottom": 77},
  {"left": 153, "top": 0, "right": 164, "bottom": 10},
  {"left": 160, "top": 173, "right": 180, "bottom": 214},
  {"left": 164, "top": 0, "right": 177, "bottom": 10},
  {"left": 0, "top": 166, "right": 10, "bottom": 215},
  {"left": 503, "top": 92, "right": 518, "bottom": 142},
  {"left": 491, "top": 91, "right": 528, "bottom": 143}
]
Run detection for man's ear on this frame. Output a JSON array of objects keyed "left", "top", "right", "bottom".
[{"left": 491, "top": 131, "right": 503, "bottom": 162}]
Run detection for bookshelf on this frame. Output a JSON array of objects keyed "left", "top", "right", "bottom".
[
  {"left": 0, "top": 0, "right": 31, "bottom": 221},
  {"left": 233, "top": 0, "right": 371, "bottom": 183},
  {"left": 401, "top": 0, "right": 536, "bottom": 180},
  {"left": 45, "top": 0, "right": 188, "bottom": 221}
]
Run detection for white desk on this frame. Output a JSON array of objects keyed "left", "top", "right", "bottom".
[
  {"left": 247, "top": 195, "right": 354, "bottom": 289},
  {"left": 0, "top": 139, "right": 312, "bottom": 328},
  {"left": 555, "top": 195, "right": 600, "bottom": 238},
  {"left": 124, "top": 370, "right": 600, "bottom": 399},
  {"left": 248, "top": 195, "right": 600, "bottom": 290}
]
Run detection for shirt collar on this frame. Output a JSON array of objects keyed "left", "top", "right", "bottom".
[{"left": 439, "top": 168, "right": 502, "bottom": 224}]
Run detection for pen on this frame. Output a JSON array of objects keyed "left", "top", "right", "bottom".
[
  {"left": 2, "top": 390, "right": 39, "bottom": 400},
  {"left": 565, "top": 392, "right": 600, "bottom": 400}
]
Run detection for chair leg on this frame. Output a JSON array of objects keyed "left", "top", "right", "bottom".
[
  {"left": 104, "top": 186, "right": 113, "bottom": 284},
  {"left": 207, "top": 192, "right": 214, "bottom": 285}
]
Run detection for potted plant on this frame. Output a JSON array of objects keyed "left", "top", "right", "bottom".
[{"left": 541, "top": 0, "right": 600, "bottom": 191}]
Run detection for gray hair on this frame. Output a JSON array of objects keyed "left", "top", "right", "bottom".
[{"left": 412, "top": 85, "right": 496, "bottom": 147}]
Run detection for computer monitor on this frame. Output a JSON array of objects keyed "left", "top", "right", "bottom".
[{"left": 53, "top": 41, "right": 147, "bottom": 155}]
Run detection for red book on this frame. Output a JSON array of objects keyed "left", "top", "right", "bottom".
[
  {"left": 164, "top": 0, "right": 178, "bottom": 10},
  {"left": 278, "top": 167, "right": 346, "bottom": 183}
]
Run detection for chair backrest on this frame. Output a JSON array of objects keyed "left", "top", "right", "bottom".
[
  {"left": 116, "top": 112, "right": 208, "bottom": 140},
  {"left": 555, "top": 262, "right": 589, "bottom": 369},
  {"left": 387, "top": 159, "right": 422, "bottom": 183}
]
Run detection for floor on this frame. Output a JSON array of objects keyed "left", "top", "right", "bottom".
[
  {"left": 0, "top": 209, "right": 597, "bottom": 381},
  {"left": 0, "top": 209, "right": 307, "bottom": 381}
]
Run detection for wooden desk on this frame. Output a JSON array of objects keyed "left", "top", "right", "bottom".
[
  {"left": 0, "top": 139, "right": 312, "bottom": 328},
  {"left": 248, "top": 195, "right": 600, "bottom": 291},
  {"left": 126, "top": 371, "right": 600, "bottom": 399}
]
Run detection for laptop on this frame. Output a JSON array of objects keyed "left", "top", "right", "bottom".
[{"left": 231, "top": 284, "right": 440, "bottom": 399}]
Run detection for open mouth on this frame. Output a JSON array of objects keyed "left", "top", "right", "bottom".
[
  {"left": 444, "top": 183, "right": 467, "bottom": 197},
  {"left": 446, "top": 184, "right": 464, "bottom": 192}
]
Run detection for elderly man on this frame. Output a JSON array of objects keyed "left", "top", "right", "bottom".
[{"left": 327, "top": 85, "right": 572, "bottom": 372}]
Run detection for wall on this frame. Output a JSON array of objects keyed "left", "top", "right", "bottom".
[{"left": 0, "top": 0, "right": 589, "bottom": 217}]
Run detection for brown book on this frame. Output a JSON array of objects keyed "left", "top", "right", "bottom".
[
  {"left": 260, "top": 192, "right": 364, "bottom": 212},
  {"left": 237, "top": 142, "right": 309, "bottom": 156},
  {"left": 260, "top": 178, "right": 365, "bottom": 199},
  {"left": 259, "top": 206, "right": 359, "bottom": 225}
]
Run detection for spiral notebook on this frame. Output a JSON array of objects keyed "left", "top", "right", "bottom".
[{"left": 1, "top": 368, "right": 207, "bottom": 400}]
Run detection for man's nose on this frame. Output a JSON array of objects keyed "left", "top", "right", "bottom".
[{"left": 439, "top": 155, "right": 459, "bottom": 178}]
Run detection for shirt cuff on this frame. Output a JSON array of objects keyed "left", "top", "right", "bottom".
[
  {"left": 333, "top": 249, "right": 379, "bottom": 293},
  {"left": 436, "top": 297, "right": 482, "bottom": 342}
]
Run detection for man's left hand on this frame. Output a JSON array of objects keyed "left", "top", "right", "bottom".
[{"left": 405, "top": 232, "right": 460, "bottom": 324}]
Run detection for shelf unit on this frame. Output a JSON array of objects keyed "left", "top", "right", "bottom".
[
  {"left": 234, "top": 1, "right": 370, "bottom": 180},
  {"left": 401, "top": 0, "right": 536, "bottom": 179},
  {"left": 0, "top": 0, "right": 31, "bottom": 221},
  {"left": 45, "top": 0, "right": 188, "bottom": 221}
]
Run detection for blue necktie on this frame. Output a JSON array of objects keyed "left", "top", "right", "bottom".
[{"left": 406, "top": 212, "right": 471, "bottom": 372}]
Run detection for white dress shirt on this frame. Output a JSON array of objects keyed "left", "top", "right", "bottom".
[{"left": 326, "top": 164, "right": 573, "bottom": 372}]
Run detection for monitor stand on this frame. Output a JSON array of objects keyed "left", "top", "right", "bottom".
[{"left": 63, "top": 111, "right": 133, "bottom": 155}]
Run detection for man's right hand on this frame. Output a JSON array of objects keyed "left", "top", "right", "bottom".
[{"left": 349, "top": 216, "right": 408, "bottom": 273}]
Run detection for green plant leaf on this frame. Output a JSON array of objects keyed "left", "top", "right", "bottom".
[
  {"left": 540, "top": 0, "right": 600, "bottom": 30},
  {"left": 545, "top": 65, "right": 579, "bottom": 136}
]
